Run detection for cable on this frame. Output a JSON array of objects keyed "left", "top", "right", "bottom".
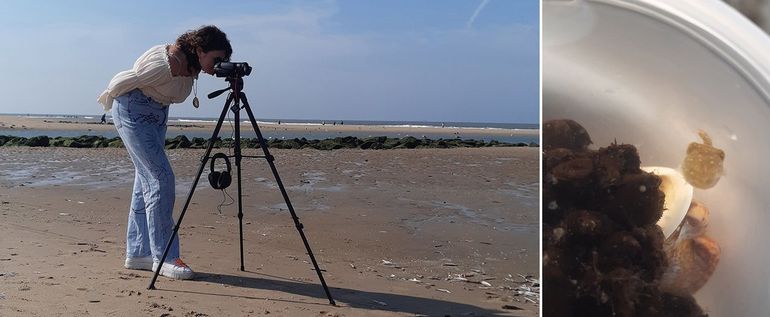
[{"left": 216, "top": 188, "right": 234, "bottom": 215}]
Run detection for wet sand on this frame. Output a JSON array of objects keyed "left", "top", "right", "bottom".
[{"left": 0, "top": 146, "right": 539, "bottom": 316}]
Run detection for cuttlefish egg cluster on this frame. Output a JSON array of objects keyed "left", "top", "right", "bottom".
[
  {"left": 681, "top": 130, "right": 725, "bottom": 189},
  {"left": 660, "top": 201, "right": 721, "bottom": 296}
]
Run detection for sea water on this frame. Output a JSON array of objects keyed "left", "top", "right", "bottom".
[{"left": 0, "top": 114, "right": 538, "bottom": 144}]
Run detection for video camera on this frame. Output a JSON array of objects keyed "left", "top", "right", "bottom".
[{"left": 214, "top": 59, "right": 252, "bottom": 78}]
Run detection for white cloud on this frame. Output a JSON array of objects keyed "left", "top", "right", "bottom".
[{"left": 466, "top": 0, "right": 491, "bottom": 29}]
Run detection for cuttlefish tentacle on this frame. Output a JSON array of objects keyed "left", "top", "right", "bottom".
[{"left": 697, "top": 130, "right": 712, "bottom": 146}]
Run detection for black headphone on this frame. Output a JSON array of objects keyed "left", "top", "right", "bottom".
[{"left": 208, "top": 153, "right": 232, "bottom": 190}]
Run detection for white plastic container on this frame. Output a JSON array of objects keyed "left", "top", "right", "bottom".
[{"left": 544, "top": 0, "right": 770, "bottom": 315}]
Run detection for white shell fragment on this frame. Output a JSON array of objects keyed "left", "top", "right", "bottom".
[
  {"left": 641, "top": 166, "right": 693, "bottom": 238},
  {"left": 660, "top": 201, "right": 720, "bottom": 296}
]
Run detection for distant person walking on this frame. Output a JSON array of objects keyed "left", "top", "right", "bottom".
[
  {"left": 100, "top": 113, "right": 107, "bottom": 124},
  {"left": 97, "top": 25, "right": 232, "bottom": 280}
]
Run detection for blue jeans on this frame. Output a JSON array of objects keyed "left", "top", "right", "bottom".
[{"left": 112, "top": 89, "right": 179, "bottom": 262}]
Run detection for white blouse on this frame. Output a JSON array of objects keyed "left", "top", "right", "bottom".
[{"left": 97, "top": 44, "right": 193, "bottom": 111}]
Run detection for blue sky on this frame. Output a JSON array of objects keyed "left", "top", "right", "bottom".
[{"left": 0, "top": 0, "right": 539, "bottom": 124}]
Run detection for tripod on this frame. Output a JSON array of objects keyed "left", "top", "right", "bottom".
[{"left": 147, "top": 76, "right": 335, "bottom": 306}]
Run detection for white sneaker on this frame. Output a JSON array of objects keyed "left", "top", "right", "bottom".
[
  {"left": 152, "top": 258, "right": 195, "bottom": 280},
  {"left": 124, "top": 256, "right": 154, "bottom": 271}
]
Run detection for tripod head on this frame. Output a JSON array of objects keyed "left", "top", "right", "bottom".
[{"left": 208, "top": 77, "right": 244, "bottom": 100}]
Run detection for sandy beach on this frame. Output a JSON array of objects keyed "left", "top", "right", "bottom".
[
  {"left": 0, "top": 115, "right": 537, "bottom": 140},
  {"left": 0, "top": 144, "right": 539, "bottom": 316}
]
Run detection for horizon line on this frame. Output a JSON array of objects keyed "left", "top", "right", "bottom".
[{"left": 0, "top": 112, "right": 539, "bottom": 126}]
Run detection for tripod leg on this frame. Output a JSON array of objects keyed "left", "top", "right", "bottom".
[
  {"left": 240, "top": 94, "right": 336, "bottom": 305},
  {"left": 148, "top": 94, "right": 234, "bottom": 290},
  {"left": 233, "top": 103, "right": 246, "bottom": 271}
]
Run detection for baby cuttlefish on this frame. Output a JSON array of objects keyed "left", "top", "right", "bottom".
[{"left": 681, "top": 130, "right": 725, "bottom": 189}]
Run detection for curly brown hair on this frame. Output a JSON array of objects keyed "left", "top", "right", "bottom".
[{"left": 175, "top": 25, "right": 233, "bottom": 74}]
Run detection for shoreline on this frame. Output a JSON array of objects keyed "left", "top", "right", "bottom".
[{"left": 0, "top": 115, "right": 539, "bottom": 138}]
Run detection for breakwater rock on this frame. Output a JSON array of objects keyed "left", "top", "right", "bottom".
[{"left": 0, "top": 135, "right": 538, "bottom": 150}]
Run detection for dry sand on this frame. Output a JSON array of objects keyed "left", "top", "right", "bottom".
[{"left": 0, "top": 145, "right": 539, "bottom": 316}]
